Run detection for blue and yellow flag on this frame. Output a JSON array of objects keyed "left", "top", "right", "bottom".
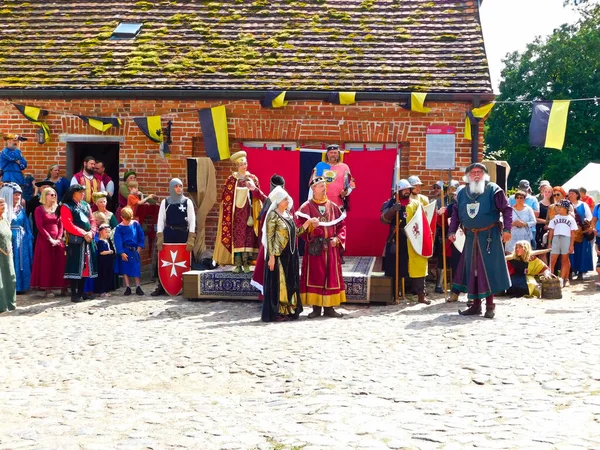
[
  {"left": 77, "top": 115, "right": 122, "bottom": 132},
  {"left": 133, "top": 116, "right": 163, "bottom": 143},
  {"left": 198, "top": 105, "right": 230, "bottom": 161},
  {"left": 13, "top": 104, "right": 50, "bottom": 142},
  {"left": 260, "top": 91, "right": 288, "bottom": 108},
  {"left": 529, "top": 100, "right": 570, "bottom": 150},
  {"left": 327, "top": 92, "right": 356, "bottom": 105},
  {"left": 402, "top": 92, "right": 430, "bottom": 113},
  {"left": 465, "top": 103, "right": 495, "bottom": 140}
]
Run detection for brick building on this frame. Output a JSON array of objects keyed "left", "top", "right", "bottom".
[{"left": 0, "top": 0, "right": 494, "bottom": 257}]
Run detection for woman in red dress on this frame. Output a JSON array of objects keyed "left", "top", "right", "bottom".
[{"left": 30, "top": 187, "right": 69, "bottom": 297}]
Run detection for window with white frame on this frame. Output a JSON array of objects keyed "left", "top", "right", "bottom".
[
  {"left": 344, "top": 143, "right": 398, "bottom": 151},
  {"left": 242, "top": 141, "right": 298, "bottom": 151}
]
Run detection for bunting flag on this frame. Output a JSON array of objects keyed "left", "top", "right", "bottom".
[
  {"left": 260, "top": 91, "right": 288, "bottom": 108},
  {"left": 402, "top": 92, "right": 430, "bottom": 113},
  {"left": 76, "top": 115, "right": 122, "bottom": 132},
  {"left": 464, "top": 102, "right": 495, "bottom": 140},
  {"left": 529, "top": 100, "right": 571, "bottom": 150},
  {"left": 13, "top": 104, "right": 50, "bottom": 142},
  {"left": 198, "top": 105, "right": 230, "bottom": 161},
  {"left": 327, "top": 91, "right": 356, "bottom": 105},
  {"left": 133, "top": 116, "right": 163, "bottom": 143}
]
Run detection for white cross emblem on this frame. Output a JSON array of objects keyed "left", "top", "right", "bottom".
[
  {"left": 161, "top": 250, "right": 188, "bottom": 277},
  {"left": 178, "top": 203, "right": 187, "bottom": 212}
]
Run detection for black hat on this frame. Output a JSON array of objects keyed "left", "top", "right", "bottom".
[
  {"left": 35, "top": 180, "right": 55, "bottom": 188},
  {"left": 270, "top": 174, "right": 285, "bottom": 188},
  {"left": 465, "top": 163, "right": 488, "bottom": 174},
  {"left": 69, "top": 184, "right": 86, "bottom": 192}
]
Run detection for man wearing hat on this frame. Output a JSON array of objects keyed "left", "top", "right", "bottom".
[
  {"left": 508, "top": 179, "right": 539, "bottom": 248},
  {"left": 213, "top": 151, "right": 266, "bottom": 273},
  {"left": 408, "top": 175, "right": 429, "bottom": 206},
  {"left": 59, "top": 184, "right": 98, "bottom": 303},
  {"left": 296, "top": 176, "right": 346, "bottom": 317},
  {"left": 447, "top": 163, "right": 513, "bottom": 318},
  {"left": 1, "top": 133, "right": 28, "bottom": 186},
  {"left": 381, "top": 179, "right": 431, "bottom": 304},
  {"left": 311, "top": 144, "right": 355, "bottom": 211}
]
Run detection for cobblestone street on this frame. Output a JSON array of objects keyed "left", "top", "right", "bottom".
[{"left": 1, "top": 280, "right": 599, "bottom": 450}]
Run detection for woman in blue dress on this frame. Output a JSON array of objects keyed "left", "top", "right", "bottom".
[
  {"left": 0, "top": 182, "right": 33, "bottom": 293},
  {"left": 568, "top": 189, "right": 594, "bottom": 279},
  {"left": 114, "top": 207, "right": 145, "bottom": 296}
]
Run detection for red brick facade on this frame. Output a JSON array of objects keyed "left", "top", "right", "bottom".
[{"left": 0, "top": 98, "right": 484, "bottom": 257}]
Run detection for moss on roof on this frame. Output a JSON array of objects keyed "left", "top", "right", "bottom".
[{"left": 0, "top": 0, "right": 492, "bottom": 93}]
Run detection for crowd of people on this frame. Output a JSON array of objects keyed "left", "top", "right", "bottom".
[{"left": 2, "top": 132, "right": 600, "bottom": 320}]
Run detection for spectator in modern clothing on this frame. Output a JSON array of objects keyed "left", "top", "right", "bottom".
[
  {"left": 506, "top": 190, "right": 536, "bottom": 254},
  {"left": 548, "top": 200, "right": 578, "bottom": 287},
  {"left": 509, "top": 180, "right": 539, "bottom": 248}
]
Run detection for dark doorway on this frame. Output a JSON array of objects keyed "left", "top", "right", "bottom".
[{"left": 68, "top": 141, "right": 120, "bottom": 210}]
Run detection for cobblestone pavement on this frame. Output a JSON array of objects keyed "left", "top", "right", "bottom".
[{"left": 1, "top": 278, "right": 599, "bottom": 450}]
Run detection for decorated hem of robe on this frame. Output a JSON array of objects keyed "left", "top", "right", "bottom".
[
  {"left": 300, "top": 291, "right": 346, "bottom": 307},
  {"left": 232, "top": 246, "right": 259, "bottom": 254},
  {"left": 452, "top": 283, "right": 493, "bottom": 300}
]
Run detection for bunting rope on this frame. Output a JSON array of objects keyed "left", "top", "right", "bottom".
[{"left": 1, "top": 96, "right": 597, "bottom": 120}]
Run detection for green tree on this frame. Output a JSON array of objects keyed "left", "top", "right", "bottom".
[{"left": 485, "top": 4, "right": 600, "bottom": 188}]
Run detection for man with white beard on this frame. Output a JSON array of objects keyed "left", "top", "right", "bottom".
[{"left": 447, "top": 163, "right": 512, "bottom": 318}]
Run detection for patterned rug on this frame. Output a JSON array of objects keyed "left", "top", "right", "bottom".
[{"left": 187, "top": 256, "right": 375, "bottom": 303}]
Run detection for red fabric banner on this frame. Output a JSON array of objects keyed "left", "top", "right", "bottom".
[
  {"left": 342, "top": 150, "right": 397, "bottom": 256},
  {"left": 242, "top": 147, "right": 397, "bottom": 256},
  {"left": 244, "top": 148, "right": 300, "bottom": 207}
]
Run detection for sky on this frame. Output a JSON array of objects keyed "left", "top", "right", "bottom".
[{"left": 479, "top": 0, "right": 583, "bottom": 93}]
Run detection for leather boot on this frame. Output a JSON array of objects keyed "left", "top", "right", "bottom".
[
  {"left": 417, "top": 294, "right": 431, "bottom": 305},
  {"left": 151, "top": 285, "right": 166, "bottom": 297},
  {"left": 459, "top": 300, "right": 482, "bottom": 316},
  {"left": 307, "top": 306, "right": 322, "bottom": 318},
  {"left": 324, "top": 307, "right": 343, "bottom": 318},
  {"left": 484, "top": 304, "right": 496, "bottom": 319}
]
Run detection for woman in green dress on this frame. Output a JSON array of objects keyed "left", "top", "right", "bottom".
[{"left": 0, "top": 196, "right": 17, "bottom": 313}]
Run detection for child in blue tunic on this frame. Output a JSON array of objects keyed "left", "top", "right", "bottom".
[
  {"left": 95, "top": 224, "right": 116, "bottom": 297},
  {"left": 114, "top": 207, "right": 145, "bottom": 296}
]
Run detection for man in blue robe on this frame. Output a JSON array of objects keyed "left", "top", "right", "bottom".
[
  {"left": 1, "top": 133, "right": 28, "bottom": 186},
  {"left": 448, "top": 163, "right": 512, "bottom": 319}
]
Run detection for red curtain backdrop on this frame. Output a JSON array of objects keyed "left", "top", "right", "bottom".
[
  {"left": 342, "top": 150, "right": 397, "bottom": 256},
  {"left": 244, "top": 148, "right": 300, "bottom": 209},
  {"left": 243, "top": 147, "right": 396, "bottom": 256}
]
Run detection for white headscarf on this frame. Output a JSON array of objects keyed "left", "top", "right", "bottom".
[{"left": 261, "top": 186, "right": 293, "bottom": 259}]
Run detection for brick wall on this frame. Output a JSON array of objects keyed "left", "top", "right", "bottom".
[{"left": 0, "top": 98, "right": 484, "bottom": 256}]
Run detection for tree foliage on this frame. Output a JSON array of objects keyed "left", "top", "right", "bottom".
[{"left": 485, "top": 4, "right": 600, "bottom": 188}]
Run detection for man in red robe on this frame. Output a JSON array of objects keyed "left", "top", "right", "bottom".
[
  {"left": 70, "top": 156, "right": 105, "bottom": 206},
  {"left": 213, "top": 151, "right": 266, "bottom": 273},
  {"left": 296, "top": 176, "right": 346, "bottom": 318}
]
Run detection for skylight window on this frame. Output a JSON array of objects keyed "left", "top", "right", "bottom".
[{"left": 110, "top": 23, "right": 143, "bottom": 40}]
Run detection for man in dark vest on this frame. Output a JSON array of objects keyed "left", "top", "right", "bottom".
[
  {"left": 151, "top": 178, "right": 196, "bottom": 296},
  {"left": 59, "top": 184, "right": 98, "bottom": 303},
  {"left": 448, "top": 163, "right": 512, "bottom": 318}
]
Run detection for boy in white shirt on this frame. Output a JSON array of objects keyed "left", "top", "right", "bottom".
[{"left": 548, "top": 199, "right": 578, "bottom": 287}]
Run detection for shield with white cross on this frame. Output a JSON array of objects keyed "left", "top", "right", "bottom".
[{"left": 158, "top": 243, "right": 191, "bottom": 296}]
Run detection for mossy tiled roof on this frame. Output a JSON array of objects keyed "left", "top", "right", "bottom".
[{"left": 0, "top": 0, "right": 492, "bottom": 93}]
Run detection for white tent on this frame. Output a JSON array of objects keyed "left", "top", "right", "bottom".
[{"left": 562, "top": 162, "right": 600, "bottom": 201}]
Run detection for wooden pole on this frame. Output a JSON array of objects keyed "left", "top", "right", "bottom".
[
  {"left": 440, "top": 179, "right": 448, "bottom": 296},
  {"left": 394, "top": 147, "right": 401, "bottom": 304}
]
